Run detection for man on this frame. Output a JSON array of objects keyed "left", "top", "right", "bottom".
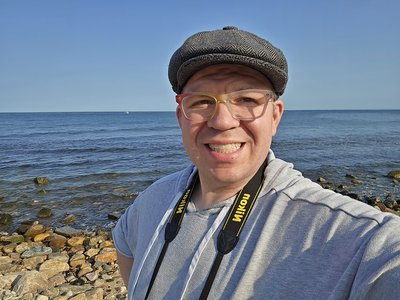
[{"left": 113, "top": 26, "right": 400, "bottom": 299}]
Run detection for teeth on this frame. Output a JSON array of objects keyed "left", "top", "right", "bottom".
[{"left": 208, "top": 143, "right": 241, "bottom": 153}]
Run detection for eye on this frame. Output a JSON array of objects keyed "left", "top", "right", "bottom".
[
  {"left": 185, "top": 96, "right": 215, "bottom": 109},
  {"left": 232, "top": 97, "right": 262, "bottom": 107}
]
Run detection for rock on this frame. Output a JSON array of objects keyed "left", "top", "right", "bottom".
[
  {"left": 0, "top": 256, "right": 14, "bottom": 272},
  {"left": 48, "top": 253, "right": 69, "bottom": 263},
  {"left": 384, "top": 194, "right": 399, "bottom": 210},
  {"left": 55, "top": 226, "right": 83, "bottom": 237},
  {"left": 34, "top": 232, "right": 51, "bottom": 242},
  {"left": 107, "top": 212, "right": 121, "bottom": 221},
  {"left": 69, "top": 293, "right": 87, "bottom": 300},
  {"left": 387, "top": 170, "right": 400, "bottom": 180},
  {"left": 21, "top": 245, "right": 52, "bottom": 258},
  {"left": 22, "top": 255, "right": 47, "bottom": 269},
  {"left": 15, "top": 242, "right": 29, "bottom": 253},
  {"left": 12, "top": 270, "right": 48, "bottom": 296},
  {"left": 95, "top": 248, "right": 117, "bottom": 263},
  {"left": 2, "top": 242, "right": 17, "bottom": 253},
  {"left": 345, "top": 174, "right": 357, "bottom": 179},
  {"left": 99, "top": 240, "right": 114, "bottom": 249},
  {"left": 316, "top": 177, "right": 327, "bottom": 183},
  {"left": 34, "top": 177, "right": 49, "bottom": 185},
  {"left": 337, "top": 184, "right": 350, "bottom": 189},
  {"left": 37, "top": 189, "right": 48, "bottom": 195},
  {"left": 39, "top": 259, "right": 69, "bottom": 278},
  {"left": 67, "top": 236, "right": 86, "bottom": 247},
  {"left": 48, "top": 273, "right": 66, "bottom": 287},
  {"left": 0, "top": 213, "right": 12, "bottom": 225},
  {"left": 0, "top": 272, "right": 20, "bottom": 290},
  {"left": 47, "top": 234, "right": 67, "bottom": 248},
  {"left": 78, "top": 265, "right": 93, "bottom": 277},
  {"left": 351, "top": 179, "right": 362, "bottom": 185},
  {"left": 37, "top": 208, "right": 52, "bottom": 218},
  {"left": 36, "top": 295, "right": 49, "bottom": 300},
  {"left": 0, "top": 233, "right": 25, "bottom": 244},
  {"left": 85, "top": 248, "right": 100, "bottom": 258},
  {"left": 61, "top": 214, "right": 77, "bottom": 224},
  {"left": 70, "top": 253, "right": 86, "bottom": 268},
  {"left": 24, "top": 224, "right": 46, "bottom": 238},
  {"left": 85, "top": 288, "right": 104, "bottom": 300},
  {"left": 85, "top": 272, "right": 99, "bottom": 282}
]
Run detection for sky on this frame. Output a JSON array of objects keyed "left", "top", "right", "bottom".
[{"left": 1, "top": 0, "right": 399, "bottom": 112}]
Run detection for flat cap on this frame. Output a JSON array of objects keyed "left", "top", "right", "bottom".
[{"left": 168, "top": 26, "right": 288, "bottom": 95}]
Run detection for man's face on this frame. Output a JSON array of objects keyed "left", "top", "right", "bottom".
[{"left": 176, "top": 64, "right": 284, "bottom": 190}]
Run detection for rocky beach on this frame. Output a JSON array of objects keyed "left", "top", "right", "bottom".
[
  {"left": 0, "top": 222, "right": 127, "bottom": 300},
  {"left": 1, "top": 170, "right": 399, "bottom": 299}
]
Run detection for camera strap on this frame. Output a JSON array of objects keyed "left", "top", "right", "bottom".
[{"left": 145, "top": 158, "right": 268, "bottom": 299}]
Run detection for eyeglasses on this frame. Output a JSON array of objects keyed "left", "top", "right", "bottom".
[{"left": 176, "top": 89, "right": 276, "bottom": 122}]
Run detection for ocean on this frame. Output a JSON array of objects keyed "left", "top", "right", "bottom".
[{"left": 1, "top": 111, "right": 399, "bottom": 232}]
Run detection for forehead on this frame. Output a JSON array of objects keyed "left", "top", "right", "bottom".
[{"left": 184, "top": 64, "right": 273, "bottom": 91}]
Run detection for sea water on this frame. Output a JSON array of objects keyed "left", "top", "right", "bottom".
[{"left": 0, "top": 110, "right": 399, "bottom": 231}]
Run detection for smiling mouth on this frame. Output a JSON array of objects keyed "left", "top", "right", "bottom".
[{"left": 208, "top": 143, "right": 242, "bottom": 154}]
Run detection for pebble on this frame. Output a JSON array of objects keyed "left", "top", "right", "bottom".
[{"left": 21, "top": 245, "right": 52, "bottom": 258}]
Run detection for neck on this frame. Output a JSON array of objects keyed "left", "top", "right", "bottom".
[{"left": 192, "top": 176, "right": 247, "bottom": 210}]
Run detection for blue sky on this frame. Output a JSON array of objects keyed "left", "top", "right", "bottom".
[{"left": 1, "top": 0, "right": 399, "bottom": 112}]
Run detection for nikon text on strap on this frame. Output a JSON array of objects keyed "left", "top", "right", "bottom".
[{"left": 145, "top": 158, "right": 268, "bottom": 299}]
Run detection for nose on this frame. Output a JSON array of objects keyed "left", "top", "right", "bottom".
[{"left": 207, "top": 102, "right": 240, "bottom": 130}]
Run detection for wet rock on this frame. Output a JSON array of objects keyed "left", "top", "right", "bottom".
[
  {"left": 24, "top": 224, "right": 46, "bottom": 238},
  {"left": 0, "top": 234, "right": 24, "bottom": 244},
  {"left": 55, "top": 226, "right": 83, "bottom": 238},
  {"left": 387, "top": 170, "right": 400, "bottom": 180},
  {"left": 47, "top": 234, "right": 67, "bottom": 248},
  {"left": 34, "top": 232, "right": 51, "bottom": 242},
  {"left": 351, "top": 179, "right": 362, "bottom": 185},
  {"left": 316, "top": 177, "right": 327, "bottom": 183},
  {"left": 21, "top": 245, "right": 52, "bottom": 258},
  {"left": 12, "top": 270, "right": 48, "bottom": 296},
  {"left": 37, "top": 189, "right": 48, "bottom": 195},
  {"left": 384, "top": 194, "right": 399, "bottom": 210},
  {"left": 37, "top": 208, "right": 52, "bottom": 218},
  {"left": 34, "top": 177, "right": 49, "bottom": 185},
  {"left": 345, "top": 174, "right": 357, "bottom": 179},
  {"left": 0, "top": 213, "right": 12, "bottom": 225},
  {"left": 107, "top": 212, "right": 121, "bottom": 220},
  {"left": 61, "top": 214, "right": 77, "bottom": 224}
]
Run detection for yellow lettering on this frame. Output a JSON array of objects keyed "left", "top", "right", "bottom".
[
  {"left": 232, "top": 213, "right": 243, "bottom": 222},
  {"left": 232, "top": 193, "right": 251, "bottom": 222},
  {"left": 176, "top": 190, "right": 190, "bottom": 214}
]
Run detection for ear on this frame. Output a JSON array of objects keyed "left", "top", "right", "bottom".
[
  {"left": 176, "top": 106, "right": 183, "bottom": 129},
  {"left": 271, "top": 99, "right": 284, "bottom": 136}
]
